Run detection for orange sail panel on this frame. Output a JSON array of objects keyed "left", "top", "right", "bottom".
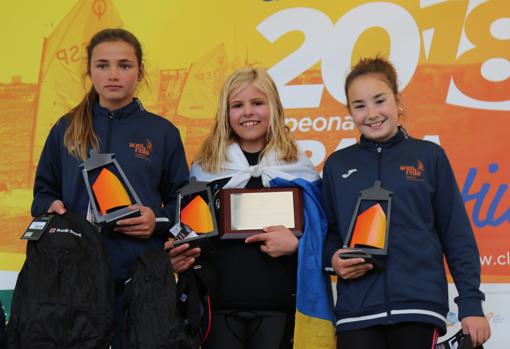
[
  {"left": 180, "top": 195, "right": 213, "bottom": 233},
  {"left": 92, "top": 168, "right": 131, "bottom": 215},
  {"left": 350, "top": 203, "right": 387, "bottom": 249}
]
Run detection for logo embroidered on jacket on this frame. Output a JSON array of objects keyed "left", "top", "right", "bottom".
[
  {"left": 129, "top": 139, "right": 153, "bottom": 159},
  {"left": 341, "top": 169, "right": 357, "bottom": 178},
  {"left": 400, "top": 160, "right": 425, "bottom": 181}
]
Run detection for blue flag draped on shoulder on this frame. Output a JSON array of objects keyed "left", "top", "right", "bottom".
[
  {"left": 270, "top": 176, "right": 336, "bottom": 348},
  {"left": 190, "top": 143, "right": 335, "bottom": 348}
]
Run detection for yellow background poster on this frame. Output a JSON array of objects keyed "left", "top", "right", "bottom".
[{"left": 1, "top": 1, "right": 509, "bottom": 346}]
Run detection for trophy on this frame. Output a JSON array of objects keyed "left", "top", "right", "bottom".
[
  {"left": 172, "top": 177, "right": 218, "bottom": 246},
  {"left": 435, "top": 329, "right": 481, "bottom": 349},
  {"left": 80, "top": 150, "right": 141, "bottom": 225},
  {"left": 339, "top": 180, "right": 392, "bottom": 271},
  {"left": 218, "top": 187, "right": 304, "bottom": 239}
]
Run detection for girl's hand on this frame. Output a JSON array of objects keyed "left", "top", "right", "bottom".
[
  {"left": 245, "top": 225, "right": 298, "bottom": 258},
  {"left": 331, "top": 249, "right": 373, "bottom": 280},
  {"left": 114, "top": 205, "right": 155, "bottom": 239},
  {"left": 461, "top": 316, "right": 491, "bottom": 347},
  {"left": 164, "top": 239, "right": 201, "bottom": 273},
  {"left": 48, "top": 200, "right": 66, "bottom": 215}
]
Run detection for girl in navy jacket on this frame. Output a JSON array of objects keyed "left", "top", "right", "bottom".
[
  {"left": 322, "top": 57, "right": 490, "bottom": 348},
  {"left": 31, "top": 28, "right": 188, "bottom": 348}
]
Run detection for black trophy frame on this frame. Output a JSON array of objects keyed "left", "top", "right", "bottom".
[
  {"left": 435, "top": 329, "right": 482, "bottom": 349},
  {"left": 342, "top": 180, "right": 393, "bottom": 256},
  {"left": 80, "top": 150, "right": 142, "bottom": 225},
  {"left": 173, "top": 177, "right": 218, "bottom": 246}
]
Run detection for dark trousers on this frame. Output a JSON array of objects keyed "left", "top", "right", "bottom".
[
  {"left": 111, "top": 282, "right": 125, "bottom": 349},
  {"left": 337, "top": 322, "right": 438, "bottom": 349},
  {"left": 204, "top": 309, "right": 294, "bottom": 349}
]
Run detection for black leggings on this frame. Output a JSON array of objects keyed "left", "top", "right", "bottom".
[
  {"left": 337, "top": 322, "right": 439, "bottom": 349},
  {"left": 204, "top": 309, "right": 294, "bottom": 349}
]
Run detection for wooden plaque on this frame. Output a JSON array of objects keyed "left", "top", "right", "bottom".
[{"left": 219, "top": 187, "right": 303, "bottom": 239}]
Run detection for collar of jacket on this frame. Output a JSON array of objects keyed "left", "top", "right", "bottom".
[
  {"left": 93, "top": 98, "right": 144, "bottom": 120},
  {"left": 359, "top": 126, "right": 408, "bottom": 149}
]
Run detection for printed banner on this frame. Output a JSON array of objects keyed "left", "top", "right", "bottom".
[{"left": 1, "top": 0, "right": 508, "bottom": 345}]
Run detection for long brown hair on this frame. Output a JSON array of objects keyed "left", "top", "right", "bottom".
[
  {"left": 64, "top": 28, "right": 144, "bottom": 160},
  {"left": 194, "top": 67, "right": 298, "bottom": 173}
]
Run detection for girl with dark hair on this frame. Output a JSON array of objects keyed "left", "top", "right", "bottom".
[
  {"left": 322, "top": 56, "right": 490, "bottom": 349},
  {"left": 31, "top": 28, "right": 189, "bottom": 347}
]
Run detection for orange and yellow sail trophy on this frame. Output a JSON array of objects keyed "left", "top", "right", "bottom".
[
  {"left": 81, "top": 151, "right": 142, "bottom": 225},
  {"left": 172, "top": 177, "right": 218, "bottom": 246},
  {"left": 340, "top": 180, "right": 393, "bottom": 267}
]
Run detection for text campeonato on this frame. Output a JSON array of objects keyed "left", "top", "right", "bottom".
[{"left": 285, "top": 115, "right": 354, "bottom": 133}]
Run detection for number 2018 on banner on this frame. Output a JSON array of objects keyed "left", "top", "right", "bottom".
[{"left": 257, "top": 1, "right": 510, "bottom": 111}]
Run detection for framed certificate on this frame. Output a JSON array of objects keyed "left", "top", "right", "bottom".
[{"left": 218, "top": 187, "right": 303, "bottom": 239}]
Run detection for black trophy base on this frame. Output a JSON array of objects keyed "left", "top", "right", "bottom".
[
  {"left": 339, "top": 249, "right": 384, "bottom": 271},
  {"left": 100, "top": 207, "right": 141, "bottom": 227}
]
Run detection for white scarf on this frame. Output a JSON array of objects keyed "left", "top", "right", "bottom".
[{"left": 190, "top": 143, "right": 319, "bottom": 186}]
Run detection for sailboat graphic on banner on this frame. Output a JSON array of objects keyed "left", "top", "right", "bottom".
[
  {"left": 31, "top": 0, "right": 123, "bottom": 171},
  {"left": 176, "top": 44, "right": 229, "bottom": 120}
]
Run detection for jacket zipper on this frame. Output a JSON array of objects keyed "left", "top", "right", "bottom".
[
  {"left": 376, "top": 144, "right": 392, "bottom": 323},
  {"left": 106, "top": 112, "right": 113, "bottom": 152},
  {"left": 376, "top": 145, "right": 382, "bottom": 181}
]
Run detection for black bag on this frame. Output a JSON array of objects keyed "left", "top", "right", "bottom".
[
  {"left": 122, "top": 250, "right": 204, "bottom": 349},
  {"left": 7, "top": 212, "right": 114, "bottom": 348},
  {"left": 0, "top": 300, "right": 6, "bottom": 349}
]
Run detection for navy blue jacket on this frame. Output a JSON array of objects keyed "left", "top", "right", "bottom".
[
  {"left": 322, "top": 128, "right": 484, "bottom": 334},
  {"left": 32, "top": 98, "right": 189, "bottom": 279}
]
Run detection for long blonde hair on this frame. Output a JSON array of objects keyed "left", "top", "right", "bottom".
[
  {"left": 195, "top": 67, "right": 298, "bottom": 172},
  {"left": 64, "top": 28, "right": 144, "bottom": 160}
]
